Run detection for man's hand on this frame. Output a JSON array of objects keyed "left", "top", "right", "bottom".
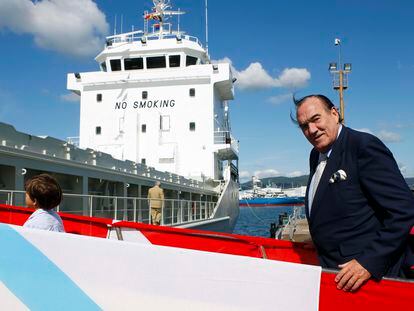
[{"left": 335, "top": 259, "right": 371, "bottom": 292}]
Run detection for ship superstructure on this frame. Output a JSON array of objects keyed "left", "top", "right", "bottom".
[{"left": 67, "top": 0, "right": 238, "bottom": 183}]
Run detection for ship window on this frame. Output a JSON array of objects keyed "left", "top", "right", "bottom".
[
  {"left": 97, "top": 93, "right": 102, "bottom": 102},
  {"left": 160, "top": 115, "right": 170, "bottom": 131},
  {"left": 141, "top": 124, "right": 146, "bottom": 133},
  {"left": 142, "top": 91, "right": 148, "bottom": 99},
  {"left": 189, "top": 88, "right": 195, "bottom": 97},
  {"left": 147, "top": 56, "right": 166, "bottom": 69},
  {"left": 169, "top": 55, "right": 180, "bottom": 67},
  {"left": 110, "top": 59, "right": 122, "bottom": 71},
  {"left": 186, "top": 56, "right": 198, "bottom": 66},
  {"left": 189, "top": 122, "right": 196, "bottom": 131},
  {"left": 125, "top": 57, "right": 143, "bottom": 70},
  {"left": 100, "top": 62, "right": 107, "bottom": 72},
  {"left": 95, "top": 126, "right": 101, "bottom": 135},
  {"left": 141, "top": 158, "right": 146, "bottom": 165}
]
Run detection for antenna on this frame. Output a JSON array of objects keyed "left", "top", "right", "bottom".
[
  {"left": 114, "top": 14, "right": 117, "bottom": 35},
  {"left": 121, "top": 14, "right": 123, "bottom": 34},
  {"left": 144, "top": 10, "right": 148, "bottom": 34},
  {"left": 178, "top": 8, "right": 180, "bottom": 33},
  {"left": 205, "top": 0, "right": 209, "bottom": 55}
]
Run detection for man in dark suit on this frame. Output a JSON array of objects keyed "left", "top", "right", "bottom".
[{"left": 295, "top": 94, "right": 414, "bottom": 292}]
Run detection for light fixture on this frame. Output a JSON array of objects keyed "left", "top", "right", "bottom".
[
  {"left": 74, "top": 72, "right": 81, "bottom": 79},
  {"left": 176, "top": 34, "right": 182, "bottom": 42},
  {"left": 344, "top": 63, "right": 352, "bottom": 71},
  {"left": 141, "top": 36, "right": 147, "bottom": 44},
  {"left": 328, "top": 62, "right": 337, "bottom": 71}
]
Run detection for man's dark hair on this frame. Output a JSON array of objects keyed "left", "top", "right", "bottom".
[
  {"left": 290, "top": 94, "right": 343, "bottom": 124},
  {"left": 25, "top": 174, "right": 62, "bottom": 210}
]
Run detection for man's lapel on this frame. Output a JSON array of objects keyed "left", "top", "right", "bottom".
[{"left": 310, "top": 126, "right": 347, "bottom": 219}]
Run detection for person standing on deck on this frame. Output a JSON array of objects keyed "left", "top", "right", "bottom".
[
  {"left": 148, "top": 181, "right": 164, "bottom": 225},
  {"left": 293, "top": 94, "right": 414, "bottom": 292}
]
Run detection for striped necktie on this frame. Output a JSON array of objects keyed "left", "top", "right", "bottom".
[{"left": 309, "top": 153, "right": 328, "bottom": 214}]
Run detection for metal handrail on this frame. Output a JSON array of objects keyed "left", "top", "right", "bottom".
[{"left": 0, "top": 190, "right": 216, "bottom": 226}]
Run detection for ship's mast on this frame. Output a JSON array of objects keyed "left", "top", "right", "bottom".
[
  {"left": 329, "top": 38, "right": 352, "bottom": 124},
  {"left": 143, "top": 0, "right": 184, "bottom": 39}
]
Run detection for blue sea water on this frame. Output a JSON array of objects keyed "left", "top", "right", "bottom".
[{"left": 233, "top": 205, "right": 296, "bottom": 237}]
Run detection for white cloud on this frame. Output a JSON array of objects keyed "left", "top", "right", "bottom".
[
  {"left": 60, "top": 92, "right": 80, "bottom": 102},
  {"left": 213, "top": 57, "right": 310, "bottom": 91},
  {"left": 355, "top": 128, "right": 374, "bottom": 134},
  {"left": 253, "top": 169, "right": 281, "bottom": 179},
  {"left": 377, "top": 130, "right": 401, "bottom": 143},
  {"left": 286, "top": 171, "right": 304, "bottom": 177},
  {"left": 266, "top": 93, "right": 292, "bottom": 105},
  {"left": 277, "top": 68, "right": 311, "bottom": 89},
  {"left": 0, "top": 0, "right": 109, "bottom": 57},
  {"left": 238, "top": 171, "right": 251, "bottom": 182},
  {"left": 355, "top": 128, "right": 402, "bottom": 143},
  {"left": 398, "top": 162, "right": 407, "bottom": 175}
]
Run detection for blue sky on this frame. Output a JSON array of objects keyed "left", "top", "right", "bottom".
[{"left": 1, "top": 0, "right": 413, "bottom": 181}]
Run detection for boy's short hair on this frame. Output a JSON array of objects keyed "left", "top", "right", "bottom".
[{"left": 25, "top": 174, "right": 62, "bottom": 210}]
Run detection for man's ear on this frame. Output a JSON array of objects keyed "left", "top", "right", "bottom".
[{"left": 331, "top": 107, "right": 340, "bottom": 122}]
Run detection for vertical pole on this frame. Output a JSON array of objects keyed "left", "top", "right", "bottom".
[
  {"left": 82, "top": 176, "right": 89, "bottom": 216},
  {"left": 133, "top": 199, "right": 137, "bottom": 222},
  {"left": 114, "top": 197, "right": 118, "bottom": 220},
  {"left": 339, "top": 70, "right": 345, "bottom": 124},
  {"left": 89, "top": 195, "right": 93, "bottom": 217},
  {"left": 205, "top": 0, "right": 209, "bottom": 56}
]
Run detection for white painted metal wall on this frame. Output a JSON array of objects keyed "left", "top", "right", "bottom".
[{"left": 70, "top": 60, "right": 234, "bottom": 181}]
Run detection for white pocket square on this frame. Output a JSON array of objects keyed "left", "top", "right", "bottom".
[{"left": 329, "top": 169, "right": 347, "bottom": 183}]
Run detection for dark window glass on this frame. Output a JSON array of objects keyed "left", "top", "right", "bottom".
[
  {"left": 97, "top": 93, "right": 102, "bottom": 102},
  {"left": 101, "top": 62, "right": 107, "bottom": 72},
  {"left": 189, "top": 88, "right": 195, "bottom": 97},
  {"left": 189, "top": 122, "right": 196, "bottom": 131},
  {"left": 96, "top": 126, "right": 101, "bottom": 135},
  {"left": 124, "top": 57, "right": 143, "bottom": 70},
  {"left": 147, "top": 56, "right": 166, "bottom": 69},
  {"left": 169, "top": 55, "right": 180, "bottom": 67},
  {"left": 141, "top": 158, "right": 146, "bottom": 165},
  {"left": 142, "top": 91, "right": 148, "bottom": 99},
  {"left": 141, "top": 124, "right": 146, "bottom": 133},
  {"left": 110, "top": 59, "right": 122, "bottom": 71},
  {"left": 186, "top": 56, "right": 198, "bottom": 66}
]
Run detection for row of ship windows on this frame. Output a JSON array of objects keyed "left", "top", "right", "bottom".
[
  {"left": 95, "top": 122, "right": 196, "bottom": 135},
  {"left": 101, "top": 55, "right": 198, "bottom": 72},
  {"left": 96, "top": 88, "right": 196, "bottom": 102}
]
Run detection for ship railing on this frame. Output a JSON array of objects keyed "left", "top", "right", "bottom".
[
  {"left": 285, "top": 205, "right": 306, "bottom": 240},
  {"left": 214, "top": 131, "right": 239, "bottom": 153},
  {"left": 0, "top": 190, "right": 216, "bottom": 226},
  {"left": 105, "top": 30, "right": 201, "bottom": 48},
  {"left": 66, "top": 136, "right": 79, "bottom": 147}
]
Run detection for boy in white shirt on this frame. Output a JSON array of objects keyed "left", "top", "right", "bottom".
[{"left": 23, "top": 174, "right": 65, "bottom": 232}]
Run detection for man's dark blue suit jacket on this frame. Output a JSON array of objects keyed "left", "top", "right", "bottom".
[{"left": 305, "top": 126, "right": 414, "bottom": 279}]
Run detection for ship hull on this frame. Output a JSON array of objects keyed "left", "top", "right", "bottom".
[{"left": 239, "top": 196, "right": 304, "bottom": 207}]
